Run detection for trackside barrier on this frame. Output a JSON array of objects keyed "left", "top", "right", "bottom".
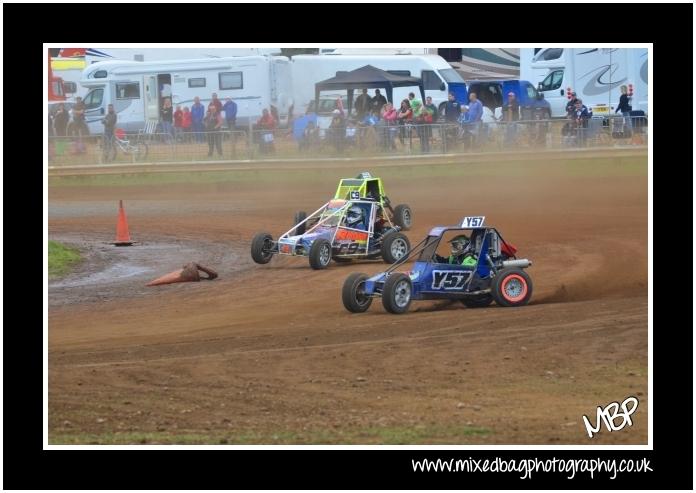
[{"left": 47, "top": 115, "right": 648, "bottom": 166}]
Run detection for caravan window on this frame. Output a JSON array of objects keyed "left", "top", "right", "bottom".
[
  {"left": 219, "top": 72, "right": 243, "bottom": 90},
  {"left": 539, "top": 70, "right": 564, "bottom": 91},
  {"left": 92, "top": 70, "right": 107, "bottom": 79},
  {"left": 387, "top": 70, "right": 411, "bottom": 77},
  {"left": 84, "top": 88, "right": 104, "bottom": 109},
  {"left": 422, "top": 70, "right": 442, "bottom": 90},
  {"left": 115, "top": 82, "right": 140, "bottom": 99},
  {"left": 188, "top": 77, "right": 206, "bottom": 88},
  {"left": 537, "top": 48, "right": 563, "bottom": 61}
]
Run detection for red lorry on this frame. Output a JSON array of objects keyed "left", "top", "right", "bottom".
[{"left": 48, "top": 52, "right": 66, "bottom": 101}]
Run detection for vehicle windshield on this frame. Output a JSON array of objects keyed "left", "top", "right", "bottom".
[
  {"left": 438, "top": 68, "right": 465, "bottom": 83},
  {"left": 318, "top": 206, "right": 344, "bottom": 227}
]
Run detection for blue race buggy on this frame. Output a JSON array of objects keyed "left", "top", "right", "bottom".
[
  {"left": 342, "top": 216, "right": 533, "bottom": 313},
  {"left": 251, "top": 197, "right": 411, "bottom": 270}
]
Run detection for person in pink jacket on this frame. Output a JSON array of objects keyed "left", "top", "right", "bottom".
[
  {"left": 381, "top": 102, "right": 398, "bottom": 123},
  {"left": 380, "top": 102, "right": 398, "bottom": 150}
]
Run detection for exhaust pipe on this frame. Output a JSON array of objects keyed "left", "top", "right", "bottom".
[{"left": 502, "top": 259, "right": 532, "bottom": 268}]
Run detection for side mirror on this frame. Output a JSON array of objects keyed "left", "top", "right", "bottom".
[
  {"left": 440, "top": 82, "right": 446, "bottom": 92},
  {"left": 537, "top": 83, "right": 543, "bottom": 91}
]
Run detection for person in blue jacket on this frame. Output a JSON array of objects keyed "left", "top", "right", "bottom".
[
  {"left": 191, "top": 96, "right": 206, "bottom": 143},
  {"left": 573, "top": 99, "right": 591, "bottom": 146},
  {"left": 223, "top": 97, "right": 238, "bottom": 133}
]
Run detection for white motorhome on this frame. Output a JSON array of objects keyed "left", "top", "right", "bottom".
[
  {"left": 326, "top": 48, "right": 434, "bottom": 55},
  {"left": 533, "top": 48, "right": 648, "bottom": 118},
  {"left": 84, "top": 47, "right": 281, "bottom": 64},
  {"left": 289, "top": 54, "right": 468, "bottom": 116},
  {"left": 79, "top": 56, "right": 292, "bottom": 134},
  {"left": 519, "top": 48, "right": 546, "bottom": 86}
]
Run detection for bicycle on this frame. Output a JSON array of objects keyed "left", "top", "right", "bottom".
[{"left": 103, "top": 128, "right": 149, "bottom": 162}]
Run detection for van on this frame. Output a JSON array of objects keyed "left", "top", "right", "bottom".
[
  {"left": 465, "top": 79, "right": 551, "bottom": 120},
  {"left": 290, "top": 54, "right": 468, "bottom": 117}
]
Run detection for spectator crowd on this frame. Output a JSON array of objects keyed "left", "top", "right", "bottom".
[{"left": 49, "top": 85, "right": 644, "bottom": 160}]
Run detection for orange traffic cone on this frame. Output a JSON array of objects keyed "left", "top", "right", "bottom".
[
  {"left": 114, "top": 200, "right": 133, "bottom": 246},
  {"left": 147, "top": 262, "right": 218, "bottom": 287}
]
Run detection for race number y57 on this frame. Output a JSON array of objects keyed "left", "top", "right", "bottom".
[{"left": 461, "top": 216, "right": 485, "bottom": 228}]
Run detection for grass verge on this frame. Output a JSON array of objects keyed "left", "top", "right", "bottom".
[
  {"left": 48, "top": 241, "right": 81, "bottom": 278},
  {"left": 49, "top": 424, "right": 491, "bottom": 445}
]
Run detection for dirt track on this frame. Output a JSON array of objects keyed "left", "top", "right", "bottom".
[{"left": 48, "top": 151, "right": 648, "bottom": 444}]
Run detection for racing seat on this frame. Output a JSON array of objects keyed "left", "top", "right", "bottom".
[{"left": 365, "top": 179, "right": 380, "bottom": 200}]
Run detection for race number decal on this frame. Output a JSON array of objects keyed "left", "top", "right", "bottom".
[
  {"left": 350, "top": 191, "right": 360, "bottom": 200},
  {"left": 461, "top": 216, "right": 485, "bottom": 228},
  {"left": 432, "top": 270, "right": 472, "bottom": 290},
  {"left": 334, "top": 242, "right": 362, "bottom": 255}
]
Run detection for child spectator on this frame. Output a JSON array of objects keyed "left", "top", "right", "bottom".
[
  {"left": 174, "top": 105, "right": 184, "bottom": 141},
  {"left": 182, "top": 106, "right": 192, "bottom": 142}
]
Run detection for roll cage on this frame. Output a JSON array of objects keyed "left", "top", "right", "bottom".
[
  {"left": 276, "top": 199, "right": 396, "bottom": 258},
  {"left": 383, "top": 226, "right": 518, "bottom": 275}
]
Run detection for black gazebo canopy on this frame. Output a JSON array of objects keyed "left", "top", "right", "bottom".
[{"left": 314, "top": 64, "right": 426, "bottom": 115}]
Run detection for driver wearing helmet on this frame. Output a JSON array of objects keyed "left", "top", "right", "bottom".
[
  {"left": 435, "top": 234, "right": 477, "bottom": 266},
  {"left": 345, "top": 205, "right": 367, "bottom": 230}
]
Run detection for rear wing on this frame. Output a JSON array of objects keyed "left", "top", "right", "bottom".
[{"left": 334, "top": 177, "right": 385, "bottom": 202}]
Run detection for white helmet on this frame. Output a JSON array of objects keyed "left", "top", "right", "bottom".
[{"left": 345, "top": 206, "right": 365, "bottom": 227}]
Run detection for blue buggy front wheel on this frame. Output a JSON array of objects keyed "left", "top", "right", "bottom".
[
  {"left": 342, "top": 273, "right": 373, "bottom": 313},
  {"left": 382, "top": 273, "right": 412, "bottom": 314}
]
